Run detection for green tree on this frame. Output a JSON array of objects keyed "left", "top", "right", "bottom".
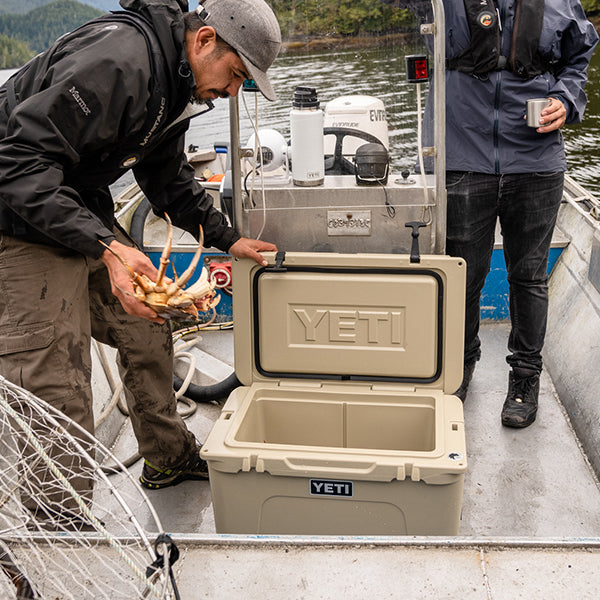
[
  {"left": 0, "top": 1, "right": 53, "bottom": 16},
  {"left": 0, "top": 32, "right": 34, "bottom": 68},
  {"left": 582, "top": 1, "right": 600, "bottom": 13},
  {"left": 0, "top": 0, "right": 102, "bottom": 54},
  {"left": 270, "top": 0, "right": 413, "bottom": 38}
]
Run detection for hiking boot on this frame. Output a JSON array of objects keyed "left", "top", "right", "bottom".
[
  {"left": 140, "top": 446, "right": 209, "bottom": 490},
  {"left": 501, "top": 370, "right": 540, "bottom": 428},
  {"left": 454, "top": 360, "right": 477, "bottom": 402}
]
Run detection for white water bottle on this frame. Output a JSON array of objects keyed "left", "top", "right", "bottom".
[{"left": 290, "top": 86, "right": 324, "bottom": 186}]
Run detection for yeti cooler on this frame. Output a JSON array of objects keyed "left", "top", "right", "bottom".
[{"left": 201, "top": 251, "right": 467, "bottom": 535}]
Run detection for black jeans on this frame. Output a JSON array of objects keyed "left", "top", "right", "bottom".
[{"left": 445, "top": 171, "right": 564, "bottom": 374}]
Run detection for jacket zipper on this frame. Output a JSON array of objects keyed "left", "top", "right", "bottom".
[
  {"left": 493, "top": 1, "right": 506, "bottom": 174},
  {"left": 493, "top": 74, "right": 501, "bottom": 174}
]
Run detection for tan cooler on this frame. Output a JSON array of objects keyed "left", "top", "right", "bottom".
[{"left": 201, "top": 251, "right": 467, "bottom": 535}]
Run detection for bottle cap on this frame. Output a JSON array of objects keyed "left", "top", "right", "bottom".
[{"left": 293, "top": 86, "right": 319, "bottom": 108}]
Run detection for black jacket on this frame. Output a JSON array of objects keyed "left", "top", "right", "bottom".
[{"left": 0, "top": 0, "right": 240, "bottom": 258}]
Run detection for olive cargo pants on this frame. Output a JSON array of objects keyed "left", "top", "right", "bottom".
[{"left": 0, "top": 231, "right": 196, "bottom": 472}]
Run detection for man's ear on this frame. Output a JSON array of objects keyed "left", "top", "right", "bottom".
[{"left": 194, "top": 26, "right": 217, "bottom": 51}]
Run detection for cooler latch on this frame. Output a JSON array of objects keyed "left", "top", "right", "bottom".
[
  {"left": 267, "top": 250, "right": 287, "bottom": 272},
  {"left": 404, "top": 221, "right": 427, "bottom": 263}
]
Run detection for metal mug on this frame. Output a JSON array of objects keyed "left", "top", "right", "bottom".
[{"left": 526, "top": 98, "right": 551, "bottom": 128}]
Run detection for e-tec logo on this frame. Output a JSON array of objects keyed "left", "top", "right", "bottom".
[
  {"left": 310, "top": 479, "right": 353, "bottom": 497},
  {"left": 478, "top": 10, "right": 496, "bottom": 28}
]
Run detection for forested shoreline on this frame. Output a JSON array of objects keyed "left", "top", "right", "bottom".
[{"left": 0, "top": 1, "right": 599, "bottom": 69}]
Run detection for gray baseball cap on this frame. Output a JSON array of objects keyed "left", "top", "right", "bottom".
[{"left": 195, "top": 0, "right": 282, "bottom": 101}]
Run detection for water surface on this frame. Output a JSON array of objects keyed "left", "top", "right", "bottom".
[{"left": 2, "top": 42, "right": 600, "bottom": 196}]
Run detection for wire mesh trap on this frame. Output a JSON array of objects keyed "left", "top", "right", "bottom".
[{"left": 0, "top": 375, "right": 180, "bottom": 600}]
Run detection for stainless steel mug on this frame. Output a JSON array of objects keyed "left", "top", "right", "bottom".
[{"left": 526, "top": 98, "right": 551, "bottom": 128}]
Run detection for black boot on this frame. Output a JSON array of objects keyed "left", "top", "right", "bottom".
[
  {"left": 501, "top": 370, "right": 540, "bottom": 428},
  {"left": 454, "top": 360, "right": 476, "bottom": 402}
]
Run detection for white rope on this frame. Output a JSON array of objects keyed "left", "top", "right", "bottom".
[
  {"left": 0, "top": 377, "right": 176, "bottom": 598},
  {"left": 0, "top": 393, "right": 165, "bottom": 599},
  {"left": 416, "top": 82, "right": 432, "bottom": 225},
  {"left": 242, "top": 91, "right": 268, "bottom": 240}
]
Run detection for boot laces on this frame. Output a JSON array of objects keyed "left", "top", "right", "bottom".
[{"left": 511, "top": 375, "right": 536, "bottom": 404}]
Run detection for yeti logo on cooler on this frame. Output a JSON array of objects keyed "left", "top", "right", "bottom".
[{"left": 310, "top": 479, "right": 353, "bottom": 497}]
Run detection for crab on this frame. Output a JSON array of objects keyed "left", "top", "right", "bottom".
[{"left": 102, "top": 214, "right": 220, "bottom": 320}]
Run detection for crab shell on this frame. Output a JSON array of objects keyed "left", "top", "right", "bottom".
[
  {"left": 102, "top": 215, "right": 221, "bottom": 321},
  {"left": 135, "top": 266, "right": 221, "bottom": 320}
]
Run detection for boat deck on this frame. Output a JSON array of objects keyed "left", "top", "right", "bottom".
[
  {"left": 97, "top": 321, "right": 600, "bottom": 598},
  {"left": 108, "top": 322, "right": 600, "bottom": 538}
]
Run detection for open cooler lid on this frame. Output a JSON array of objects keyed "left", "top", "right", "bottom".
[{"left": 233, "top": 252, "right": 465, "bottom": 393}]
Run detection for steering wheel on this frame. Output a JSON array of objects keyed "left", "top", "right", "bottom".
[{"left": 323, "top": 127, "right": 385, "bottom": 175}]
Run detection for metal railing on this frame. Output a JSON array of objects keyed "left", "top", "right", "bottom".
[{"left": 227, "top": 0, "right": 447, "bottom": 253}]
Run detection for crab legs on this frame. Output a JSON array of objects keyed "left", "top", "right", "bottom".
[{"left": 102, "top": 214, "right": 219, "bottom": 320}]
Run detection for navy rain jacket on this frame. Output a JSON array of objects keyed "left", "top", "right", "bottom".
[{"left": 440, "top": 0, "right": 598, "bottom": 174}]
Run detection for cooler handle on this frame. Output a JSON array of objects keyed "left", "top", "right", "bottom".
[{"left": 262, "top": 457, "right": 406, "bottom": 481}]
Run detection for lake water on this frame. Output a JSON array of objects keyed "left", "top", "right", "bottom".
[{"left": 2, "top": 41, "right": 600, "bottom": 196}]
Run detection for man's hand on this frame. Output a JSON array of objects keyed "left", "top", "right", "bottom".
[
  {"left": 100, "top": 240, "right": 165, "bottom": 324},
  {"left": 228, "top": 237, "right": 277, "bottom": 266},
  {"left": 537, "top": 97, "right": 567, "bottom": 133}
]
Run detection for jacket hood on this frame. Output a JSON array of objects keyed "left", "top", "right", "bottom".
[
  {"left": 119, "top": 0, "right": 192, "bottom": 94},
  {"left": 120, "top": 0, "right": 189, "bottom": 13}
]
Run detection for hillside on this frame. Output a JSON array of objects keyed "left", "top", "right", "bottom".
[
  {"left": 0, "top": 1, "right": 51, "bottom": 15},
  {"left": 0, "top": 0, "right": 103, "bottom": 53},
  {"left": 0, "top": 1, "right": 120, "bottom": 14},
  {"left": 0, "top": 34, "right": 34, "bottom": 68},
  {"left": 0, "top": 1, "right": 598, "bottom": 69}
]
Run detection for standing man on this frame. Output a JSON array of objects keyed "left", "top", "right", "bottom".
[
  {"left": 0, "top": 0, "right": 281, "bottom": 491},
  {"left": 440, "top": 0, "right": 597, "bottom": 427}
]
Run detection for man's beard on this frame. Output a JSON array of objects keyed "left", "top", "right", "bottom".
[{"left": 191, "top": 90, "right": 229, "bottom": 103}]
